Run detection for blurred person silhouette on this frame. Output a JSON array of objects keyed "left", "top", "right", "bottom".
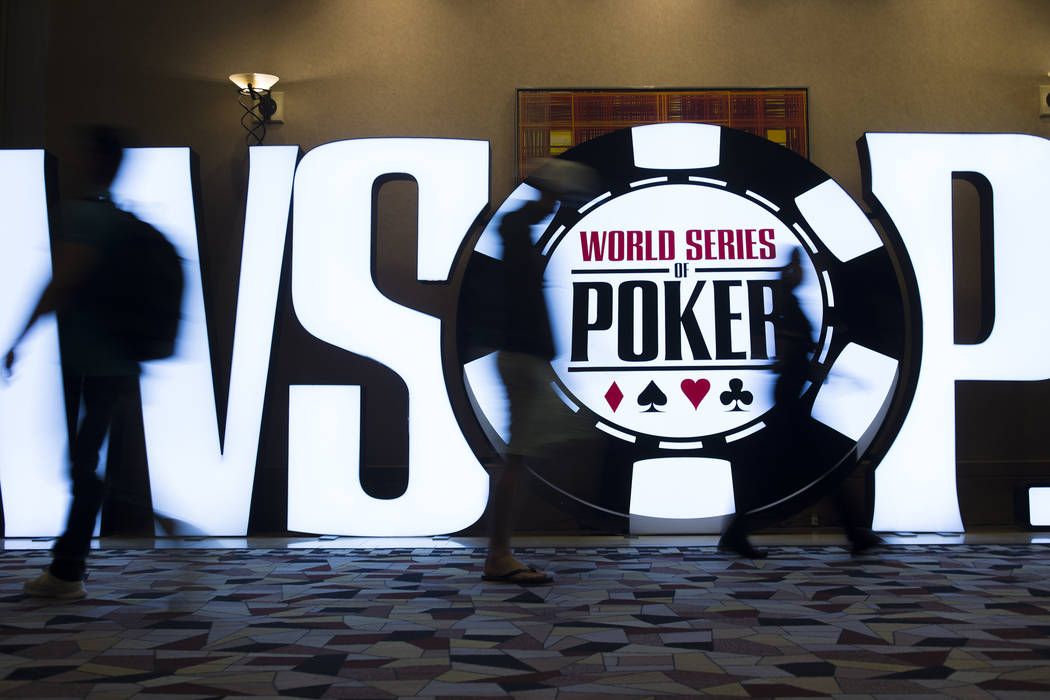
[
  {"left": 717, "top": 247, "right": 882, "bottom": 558},
  {"left": 4, "top": 125, "right": 183, "bottom": 599},
  {"left": 480, "top": 159, "right": 597, "bottom": 585},
  {"left": 833, "top": 468, "right": 884, "bottom": 555},
  {"left": 718, "top": 247, "right": 812, "bottom": 559}
]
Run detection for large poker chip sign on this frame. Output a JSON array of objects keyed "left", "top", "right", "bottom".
[{"left": 458, "top": 123, "right": 918, "bottom": 532}]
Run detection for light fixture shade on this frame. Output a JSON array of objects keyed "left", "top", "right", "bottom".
[{"left": 229, "top": 72, "right": 279, "bottom": 93}]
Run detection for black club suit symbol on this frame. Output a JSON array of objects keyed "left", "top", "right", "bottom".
[{"left": 720, "top": 378, "right": 753, "bottom": 412}]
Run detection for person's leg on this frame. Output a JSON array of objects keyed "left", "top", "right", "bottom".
[
  {"left": 718, "top": 513, "right": 767, "bottom": 559},
  {"left": 483, "top": 452, "right": 550, "bottom": 583},
  {"left": 100, "top": 379, "right": 154, "bottom": 535},
  {"left": 485, "top": 454, "right": 522, "bottom": 563},
  {"left": 484, "top": 353, "right": 551, "bottom": 584},
  {"left": 834, "top": 471, "right": 883, "bottom": 555},
  {"left": 720, "top": 368, "right": 808, "bottom": 559},
  {"left": 50, "top": 376, "right": 127, "bottom": 581},
  {"left": 26, "top": 375, "right": 127, "bottom": 598}
]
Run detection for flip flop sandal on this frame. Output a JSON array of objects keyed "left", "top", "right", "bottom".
[{"left": 481, "top": 566, "right": 553, "bottom": 585}]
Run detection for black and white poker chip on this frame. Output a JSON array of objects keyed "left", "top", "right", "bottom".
[{"left": 458, "top": 123, "right": 919, "bottom": 527}]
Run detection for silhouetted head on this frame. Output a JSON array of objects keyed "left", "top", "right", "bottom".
[
  {"left": 73, "top": 125, "right": 126, "bottom": 189},
  {"left": 525, "top": 157, "right": 600, "bottom": 210},
  {"left": 782, "top": 247, "right": 804, "bottom": 290}
]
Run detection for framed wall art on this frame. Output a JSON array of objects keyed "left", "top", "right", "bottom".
[{"left": 517, "top": 87, "right": 808, "bottom": 180}]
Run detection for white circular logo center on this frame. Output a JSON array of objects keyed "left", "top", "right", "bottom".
[{"left": 545, "top": 183, "right": 823, "bottom": 441}]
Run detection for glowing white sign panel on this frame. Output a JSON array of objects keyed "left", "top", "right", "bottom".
[
  {"left": 289, "top": 138, "right": 490, "bottom": 535},
  {"left": 864, "top": 133, "right": 1050, "bottom": 533},
  {"left": 4, "top": 131, "right": 1050, "bottom": 536},
  {"left": 631, "top": 122, "right": 721, "bottom": 170},
  {"left": 0, "top": 151, "right": 71, "bottom": 536},
  {"left": 1029, "top": 487, "right": 1050, "bottom": 527},
  {"left": 110, "top": 145, "right": 297, "bottom": 534},
  {"left": 811, "top": 342, "right": 898, "bottom": 445},
  {"left": 630, "top": 457, "right": 735, "bottom": 519}
]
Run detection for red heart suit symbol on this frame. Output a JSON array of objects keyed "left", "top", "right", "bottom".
[{"left": 681, "top": 379, "right": 711, "bottom": 409}]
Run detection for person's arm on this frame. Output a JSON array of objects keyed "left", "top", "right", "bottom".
[{"left": 4, "top": 241, "right": 99, "bottom": 374}]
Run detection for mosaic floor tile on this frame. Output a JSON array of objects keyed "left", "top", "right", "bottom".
[{"left": 2, "top": 544, "right": 1050, "bottom": 697}]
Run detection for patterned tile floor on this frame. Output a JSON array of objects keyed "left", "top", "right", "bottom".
[{"left": 2, "top": 542, "right": 1050, "bottom": 698}]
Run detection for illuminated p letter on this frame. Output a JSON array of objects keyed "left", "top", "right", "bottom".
[
  {"left": 289, "top": 139, "right": 490, "bottom": 535},
  {"left": 862, "top": 133, "right": 1050, "bottom": 532}
]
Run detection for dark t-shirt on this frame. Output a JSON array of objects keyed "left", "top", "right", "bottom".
[
  {"left": 60, "top": 195, "right": 140, "bottom": 377},
  {"left": 772, "top": 282, "right": 812, "bottom": 408},
  {"left": 498, "top": 200, "right": 556, "bottom": 360}
]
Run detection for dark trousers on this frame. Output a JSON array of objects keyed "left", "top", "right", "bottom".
[
  {"left": 723, "top": 360, "right": 875, "bottom": 544},
  {"left": 723, "top": 360, "right": 809, "bottom": 541},
  {"left": 50, "top": 374, "right": 139, "bottom": 581}
]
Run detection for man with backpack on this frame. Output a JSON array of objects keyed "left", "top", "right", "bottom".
[{"left": 4, "top": 126, "right": 182, "bottom": 599}]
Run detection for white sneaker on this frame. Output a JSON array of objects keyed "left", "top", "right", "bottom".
[{"left": 23, "top": 572, "right": 86, "bottom": 600}]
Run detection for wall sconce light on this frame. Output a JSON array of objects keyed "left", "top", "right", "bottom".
[{"left": 229, "top": 72, "right": 279, "bottom": 145}]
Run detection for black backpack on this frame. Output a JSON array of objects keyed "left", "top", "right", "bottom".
[{"left": 94, "top": 202, "right": 185, "bottom": 362}]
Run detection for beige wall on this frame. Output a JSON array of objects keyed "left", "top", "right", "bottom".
[
  {"left": 1, "top": 0, "right": 49, "bottom": 148},
  {"left": 40, "top": 0, "right": 1050, "bottom": 206},
  {"left": 36, "top": 0, "right": 1050, "bottom": 348},
  {"left": 15, "top": 0, "right": 1050, "bottom": 528}
]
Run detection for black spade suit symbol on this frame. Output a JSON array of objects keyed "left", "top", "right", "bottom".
[{"left": 637, "top": 381, "right": 668, "bottom": 413}]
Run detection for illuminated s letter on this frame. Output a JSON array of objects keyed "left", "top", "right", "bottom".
[
  {"left": 0, "top": 151, "right": 71, "bottom": 536},
  {"left": 862, "top": 133, "right": 1050, "bottom": 532},
  {"left": 289, "top": 138, "right": 490, "bottom": 535},
  {"left": 111, "top": 146, "right": 297, "bottom": 534}
]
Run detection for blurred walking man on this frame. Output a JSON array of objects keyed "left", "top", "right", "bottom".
[{"left": 6, "top": 126, "right": 181, "bottom": 599}]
